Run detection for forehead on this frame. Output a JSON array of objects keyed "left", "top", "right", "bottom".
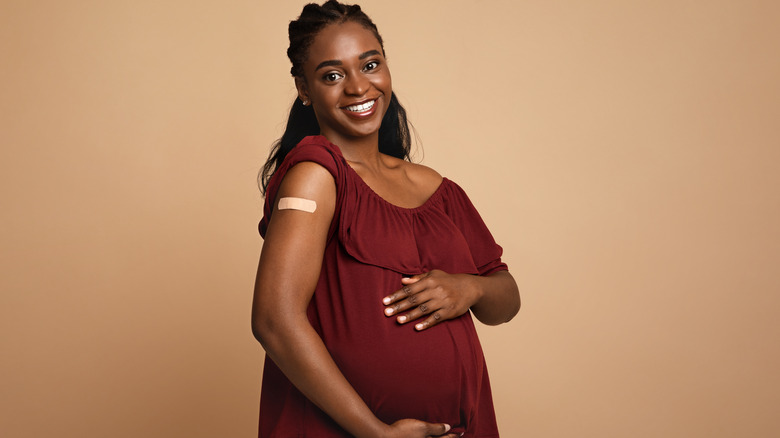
[{"left": 306, "top": 21, "right": 383, "bottom": 64}]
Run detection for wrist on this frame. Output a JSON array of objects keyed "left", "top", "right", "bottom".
[
  {"left": 359, "top": 421, "right": 390, "bottom": 438},
  {"left": 469, "top": 273, "right": 488, "bottom": 307},
  {"left": 350, "top": 416, "right": 389, "bottom": 438}
]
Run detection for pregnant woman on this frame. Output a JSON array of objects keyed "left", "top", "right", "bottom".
[{"left": 252, "top": 2, "right": 521, "bottom": 437}]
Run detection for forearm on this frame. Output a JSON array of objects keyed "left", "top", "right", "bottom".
[
  {"left": 254, "top": 316, "right": 387, "bottom": 438},
  {"left": 469, "top": 270, "right": 520, "bottom": 325}
]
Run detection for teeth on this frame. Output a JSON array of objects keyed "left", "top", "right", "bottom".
[{"left": 345, "top": 100, "right": 375, "bottom": 112}]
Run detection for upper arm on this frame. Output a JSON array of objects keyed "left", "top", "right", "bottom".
[{"left": 252, "top": 161, "right": 337, "bottom": 334}]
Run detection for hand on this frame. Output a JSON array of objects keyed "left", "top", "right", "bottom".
[
  {"left": 382, "top": 270, "right": 482, "bottom": 331},
  {"left": 378, "top": 419, "right": 457, "bottom": 438}
]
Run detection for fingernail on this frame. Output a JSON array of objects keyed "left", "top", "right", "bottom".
[
  {"left": 384, "top": 307, "right": 394, "bottom": 316},
  {"left": 382, "top": 297, "right": 391, "bottom": 305},
  {"left": 415, "top": 323, "right": 424, "bottom": 330},
  {"left": 444, "top": 424, "right": 451, "bottom": 432},
  {"left": 397, "top": 315, "right": 407, "bottom": 323}
]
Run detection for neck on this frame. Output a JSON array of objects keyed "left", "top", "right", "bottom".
[{"left": 320, "top": 131, "right": 382, "bottom": 166}]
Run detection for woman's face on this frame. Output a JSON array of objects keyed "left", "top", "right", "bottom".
[{"left": 296, "top": 21, "right": 392, "bottom": 146}]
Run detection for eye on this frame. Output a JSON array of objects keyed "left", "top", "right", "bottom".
[
  {"left": 322, "top": 72, "right": 343, "bottom": 82},
  {"left": 363, "top": 60, "right": 380, "bottom": 72}
]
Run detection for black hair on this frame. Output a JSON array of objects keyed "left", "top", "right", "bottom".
[{"left": 259, "top": 0, "right": 412, "bottom": 194}]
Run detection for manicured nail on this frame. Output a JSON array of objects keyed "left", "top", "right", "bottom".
[
  {"left": 398, "top": 315, "right": 407, "bottom": 323},
  {"left": 415, "top": 323, "right": 424, "bottom": 330},
  {"left": 382, "top": 297, "right": 391, "bottom": 305},
  {"left": 384, "top": 307, "right": 394, "bottom": 316},
  {"left": 443, "top": 424, "right": 451, "bottom": 432}
]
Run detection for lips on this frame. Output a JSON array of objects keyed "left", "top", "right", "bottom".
[
  {"left": 341, "top": 98, "right": 378, "bottom": 119},
  {"left": 343, "top": 99, "right": 376, "bottom": 113}
]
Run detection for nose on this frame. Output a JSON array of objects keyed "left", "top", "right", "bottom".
[{"left": 343, "top": 72, "right": 368, "bottom": 96}]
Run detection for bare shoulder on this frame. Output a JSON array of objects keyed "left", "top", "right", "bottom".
[
  {"left": 403, "top": 160, "right": 443, "bottom": 191},
  {"left": 382, "top": 154, "right": 443, "bottom": 191}
]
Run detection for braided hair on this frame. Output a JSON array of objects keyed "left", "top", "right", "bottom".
[{"left": 259, "top": 0, "right": 412, "bottom": 194}]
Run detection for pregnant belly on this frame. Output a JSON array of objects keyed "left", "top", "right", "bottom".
[{"left": 325, "top": 315, "right": 482, "bottom": 427}]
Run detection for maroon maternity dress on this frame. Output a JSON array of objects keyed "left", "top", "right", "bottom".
[{"left": 258, "top": 135, "right": 507, "bottom": 437}]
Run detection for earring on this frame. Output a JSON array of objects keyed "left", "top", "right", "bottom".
[{"left": 302, "top": 99, "right": 310, "bottom": 106}]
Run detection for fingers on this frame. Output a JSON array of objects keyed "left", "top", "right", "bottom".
[
  {"left": 413, "top": 311, "right": 444, "bottom": 331},
  {"left": 429, "top": 423, "right": 452, "bottom": 437},
  {"left": 384, "top": 273, "right": 426, "bottom": 306},
  {"left": 388, "top": 297, "right": 447, "bottom": 331},
  {"left": 400, "top": 275, "right": 422, "bottom": 285},
  {"left": 398, "top": 302, "right": 433, "bottom": 327},
  {"left": 388, "top": 419, "right": 454, "bottom": 438},
  {"left": 382, "top": 271, "right": 452, "bottom": 330},
  {"left": 383, "top": 286, "right": 420, "bottom": 317},
  {"left": 384, "top": 289, "right": 431, "bottom": 321},
  {"left": 382, "top": 285, "right": 409, "bottom": 307},
  {"left": 382, "top": 278, "right": 422, "bottom": 309}
]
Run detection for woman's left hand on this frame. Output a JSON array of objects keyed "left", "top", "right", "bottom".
[{"left": 382, "top": 270, "right": 483, "bottom": 331}]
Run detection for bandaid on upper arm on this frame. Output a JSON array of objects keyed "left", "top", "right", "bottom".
[{"left": 278, "top": 197, "right": 317, "bottom": 213}]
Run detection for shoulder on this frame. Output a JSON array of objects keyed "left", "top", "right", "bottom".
[
  {"left": 284, "top": 136, "right": 343, "bottom": 173},
  {"left": 407, "top": 161, "right": 443, "bottom": 187},
  {"left": 277, "top": 161, "right": 336, "bottom": 200},
  {"left": 266, "top": 136, "right": 344, "bottom": 201},
  {"left": 406, "top": 161, "right": 444, "bottom": 199},
  {"left": 384, "top": 155, "right": 443, "bottom": 193},
  {"left": 266, "top": 154, "right": 338, "bottom": 215}
]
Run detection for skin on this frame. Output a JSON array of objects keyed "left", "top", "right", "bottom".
[{"left": 252, "top": 21, "right": 520, "bottom": 438}]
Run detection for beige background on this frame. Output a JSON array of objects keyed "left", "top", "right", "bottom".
[{"left": 2, "top": 0, "right": 779, "bottom": 437}]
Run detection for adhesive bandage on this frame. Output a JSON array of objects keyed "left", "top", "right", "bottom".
[{"left": 278, "top": 197, "right": 317, "bottom": 213}]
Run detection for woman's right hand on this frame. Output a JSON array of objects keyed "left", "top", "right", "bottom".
[{"left": 379, "top": 419, "right": 458, "bottom": 438}]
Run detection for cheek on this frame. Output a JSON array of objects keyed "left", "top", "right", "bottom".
[
  {"left": 376, "top": 72, "right": 392, "bottom": 105},
  {"left": 380, "top": 71, "right": 392, "bottom": 92},
  {"left": 311, "top": 86, "right": 339, "bottom": 109}
]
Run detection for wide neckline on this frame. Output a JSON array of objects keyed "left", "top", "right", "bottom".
[
  {"left": 345, "top": 163, "right": 448, "bottom": 212},
  {"left": 312, "top": 135, "right": 447, "bottom": 212}
]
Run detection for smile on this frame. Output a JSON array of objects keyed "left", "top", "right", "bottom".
[{"left": 343, "top": 99, "right": 376, "bottom": 113}]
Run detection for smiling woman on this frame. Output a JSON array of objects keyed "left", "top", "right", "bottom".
[
  {"left": 295, "top": 22, "right": 391, "bottom": 145},
  {"left": 251, "top": 2, "right": 520, "bottom": 437}
]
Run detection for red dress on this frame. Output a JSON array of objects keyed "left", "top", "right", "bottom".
[{"left": 258, "top": 136, "right": 507, "bottom": 437}]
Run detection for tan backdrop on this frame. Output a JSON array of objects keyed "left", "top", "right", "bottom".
[{"left": 2, "top": 1, "right": 779, "bottom": 437}]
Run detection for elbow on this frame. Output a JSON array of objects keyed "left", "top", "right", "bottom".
[
  {"left": 490, "top": 284, "right": 521, "bottom": 325},
  {"left": 251, "top": 305, "right": 283, "bottom": 347},
  {"left": 251, "top": 312, "right": 272, "bottom": 346},
  {"left": 474, "top": 295, "right": 520, "bottom": 326},
  {"left": 492, "top": 278, "right": 521, "bottom": 325},
  {"left": 251, "top": 304, "right": 309, "bottom": 349},
  {"left": 503, "top": 274, "right": 521, "bottom": 323},
  {"left": 502, "top": 280, "right": 521, "bottom": 323},
  {"left": 504, "top": 292, "right": 521, "bottom": 323},
  {"left": 471, "top": 273, "right": 521, "bottom": 326}
]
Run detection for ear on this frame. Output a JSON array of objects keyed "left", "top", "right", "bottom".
[{"left": 294, "top": 77, "right": 310, "bottom": 104}]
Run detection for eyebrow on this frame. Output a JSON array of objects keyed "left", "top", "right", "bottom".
[{"left": 314, "top": 50, "right": 382, "bottom": 72}]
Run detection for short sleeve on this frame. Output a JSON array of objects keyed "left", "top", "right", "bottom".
[
  {"left": 258, "top": 136, "right": 346, "bottom": 238},
  {"left": 439, "top": 181, "right": 509, "bottom": 276}
]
